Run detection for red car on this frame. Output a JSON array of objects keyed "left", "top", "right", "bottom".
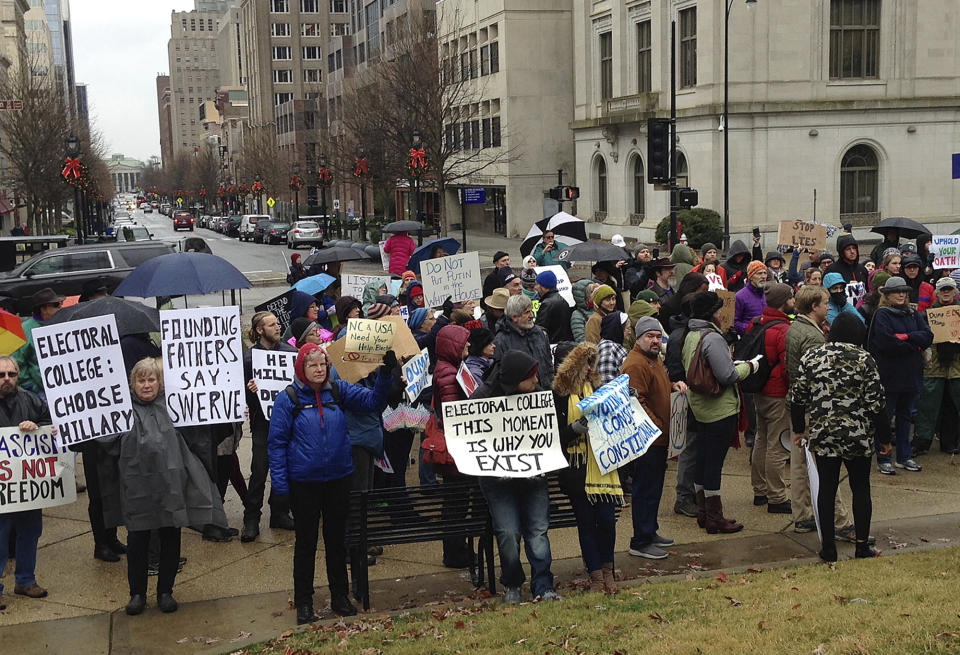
[{"left": 173, "top": 211, "right": 195, "bottom": 231}]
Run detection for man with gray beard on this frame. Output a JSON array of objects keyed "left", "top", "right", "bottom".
[{"left": 492, "top": 295, "right": 554, "bottom": 389}]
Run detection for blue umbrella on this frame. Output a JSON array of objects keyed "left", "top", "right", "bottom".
[
  {"left": 406, "top": 237, "right": 461, "bottom": 275},
  {"left": 291, "top": 272, "right": 336, "bottom": 296},
  {"left": 113, "top": 252, "right": 251, "bottom": 298}
]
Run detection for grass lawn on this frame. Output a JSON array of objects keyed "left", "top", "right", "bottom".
[{"left": 239, "top": 547, "right": 960, "bottom": 655}]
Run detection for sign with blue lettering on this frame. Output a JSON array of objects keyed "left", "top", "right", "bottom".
[
  {"left": 464, "top": 187, "right": 486, "bottom": 204},
  {"left": 953, "top": 153, "right": 960, "bottom": 180},
  {"left": 402, "top": 348, "right": 432, "bottom": 403},
  {"left": 577, "top": 374, "right": 662, "bottom": 475}
]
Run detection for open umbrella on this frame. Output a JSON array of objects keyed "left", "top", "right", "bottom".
[
  {"left": 291, "top": 272, "right": 336, "bottom": 296},
  {"left": 0, "top": 308, "right": 25, "bottom": 355},
  {"left": 557, "top": 241, "right": 631, "bottom": 263},
  {"left": 520, "top": 211, "right": 587, "bottom": 257},
  {"left": 303, "top": 246, "right": 368, "bottom": 267},
  {"left": 47, "top": 296, "right": 160, "bottom": 336},
  {"left": 871, "top": 217, "right": 931, "bottom": 239},
  {"left": 381, "top": 220, "right": 427, "bottom": 234},
  {"left": 112, "top": 252, "right": 251, "bottom": 298},
  {"left": 406, "top": 237, "right": 461, "bottom": 275}
]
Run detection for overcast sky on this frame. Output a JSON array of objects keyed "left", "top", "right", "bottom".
[{"left": 72, "top": 0, "right": 195, "bottom": 163}]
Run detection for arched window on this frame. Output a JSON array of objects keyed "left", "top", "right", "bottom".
[
  {"left": 840, "top": 144, "right": 878, "bottom": 217},
  {"left": 675, "top": 152, "right": 688, "bottom": 188},
  {"left": 633, "top": 155, "right": 645, "bottom": 216},
  {"left": 596, "top": 157, "right": 607, "bottom": 212}
]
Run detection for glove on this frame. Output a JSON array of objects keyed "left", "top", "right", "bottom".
[
  {"left": 442, "top": 297, "right": 454, "bottom": 318},
  {"left": 747, "top": 354, "right": 764, "bottom": 375},
  {"left": 382, "top": 350, "right": 399, "bottom": 374},
  {"left": 571, "top": 417, "right": 590, "bottom": 435},
  {"left": 315, "top": 306, "right": 329, "bottom": 318},
  {"left": 273, "top": 494, "right": 291, "bottom": 516},
  {"left": 894, "top": 333, "right": 909, "bottom": 342}
]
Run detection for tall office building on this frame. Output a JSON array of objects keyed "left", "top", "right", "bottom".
[
  {"left": 43, "top": 0, "right": 77, "bottom": 118},
  {"left": 0, "top": 0, "right": 29, "bottom": 82},
  {"left": 156, "top": 74, "right": 174, "bottom": 168},
  {"left": 74, "top": 80, "right": 87, "bottom": 133}
]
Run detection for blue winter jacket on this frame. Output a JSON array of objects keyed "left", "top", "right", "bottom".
[
  {"left": 267, "top": 371, "right": 392, "bottom": 494},
  {"left": 344, "top": 371, "right": 389, "bottom": 456},
  {"left": 868, "top": 305, "right": 933, "bottom": 394}
]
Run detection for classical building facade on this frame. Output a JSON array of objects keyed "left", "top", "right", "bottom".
[
  {"left": 571, "top": 0, "right": 960, "bottom": 246},
  {"left": 108, "top": 154, "right": 144, "bottom": 194}
]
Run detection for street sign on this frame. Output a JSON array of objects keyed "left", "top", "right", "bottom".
[
  {"left": 0, "top": 100, "right": 23, "bottom": 110},
  {"left": 177, "top": 197, "right": 183, "bottom": 207},
  {"left": 953, "top": 153, "right": 960, "bottom": 180},
  {"left": 464, "top": 187, "right": 486, "bottom": 204},
  {"left": 333, "top": 199, "right": 341, "bottom": 210},
  {"left": 267, "top": 196, "right": 276, "bottom": 208}
]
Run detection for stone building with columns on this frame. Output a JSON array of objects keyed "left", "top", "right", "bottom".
[{"left": 108, "top": 154, "right": 144, "bottom": 194}]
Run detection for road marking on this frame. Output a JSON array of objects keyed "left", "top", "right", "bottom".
[{"left": 243, "top": 270, "right": 272, "bottom": 274}]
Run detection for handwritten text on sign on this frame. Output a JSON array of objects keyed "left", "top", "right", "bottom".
[
  {"left": 777, "top": 220, "right": 827, "bottom": 252},
  {"left": 33, "top": 315, "right": 133, "bottom": 446},
  {"left": 0, "top": 426, "right": 76, "bottom": 514},
  {"left": 341, "top": 273, "right": 389, "bottom": 300},
  {"left": 925, "top": 305, "right": 960, "bottom": 344},
  {"left": 577, "top": 374, "right": 662, "bottom": 475},
  {"left": 441, "top": 391, "right": 567, "bottom": 477},
  {"left": 402, "top": 348, "right": 432, "bottom": 403},
  {"left": 251, "top": 350, "right": 296, "bottom": 419},
  {"left": 160, "top": 306, "right": 245, "bottom": 427},
  {"left": 716, "top": 290, "right": 736, "bottom": 333},
  {"left": 254, "top": 290, "right": 293, "bottom": 336},
  {"left": 930, "top": 235, "right": 960, "bottom": 270},
  {"left": 345, "top": 318, "right": 396, "bottom": 362},
  {"left": 421, "top": 251, "right": 482, "bottom": 308}
]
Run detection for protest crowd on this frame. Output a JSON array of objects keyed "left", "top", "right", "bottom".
[{"left": 2, "top": 217, "right": 959, "bottom": 626}]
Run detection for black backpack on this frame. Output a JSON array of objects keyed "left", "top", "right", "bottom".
[
  {"left": 283, "top": 383, "right": 341, "bottom": 420},
  {"left": 732, "top": 318, "right": 785, "bottom": 393}
]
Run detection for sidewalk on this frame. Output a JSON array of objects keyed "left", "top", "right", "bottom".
[{"left": 2, "top": 443, "right": 958, "bottom": 654}]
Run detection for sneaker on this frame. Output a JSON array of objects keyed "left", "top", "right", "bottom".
[
  {"left": 652, "top": 533, "right": 675, "bottom": 547},
  {"left": 147, "top": 563, "right": 159, "bottom": 576},
  {"left": 503, "top": 586, "right": 522, "bottom": 605},
  {"left": 794, "top": 519, "right": 816, "bottom": 533},
  {"left": 538, "top": 590, "right": 561, "bottom": 601},
  {"left": 673, "top": 497, "right": 698, "bottom": 517},
  {"left": 767, "top": 501, "right": 792, "bottom": 514},
  {"left": 753, "top": 495, "right": 768, "bottom": 506},
  {"left": 628, "top": 543, "right": 668, "bottom": 560},
  {"left": 878, "top": 461, "right": 896, "bottom": 475},
  {"left": 895, "top": 459, "right": 922, "bottom": 472}
]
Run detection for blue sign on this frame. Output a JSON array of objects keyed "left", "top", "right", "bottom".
[
  {"left": 464, "top": 188, "right": 486, "bottom": 204},
  {"left": 953, "top": 153, "right": 960, "bottom": 180}
]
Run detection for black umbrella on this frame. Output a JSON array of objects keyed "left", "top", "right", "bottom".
[
  {"left": 520, "top": 211, "right": 587, "bottom": 257},
  {"left": 47, "top": 296, "right": 160, "bottom": 336},
  {"left": 557, "top": 241, "right": 631, "bottom": 263},
  {"left": 303, "top": 246, "right": 369, "bottom": 267},
  {"left": 870, "top": 217, "right": 931, "bottom": 239},
  {"left": 382, "top": 220, "right": 427, "bottom": 234}
]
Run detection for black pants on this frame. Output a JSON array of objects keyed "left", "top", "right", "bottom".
[
  {"left": 128, "top": 527, "right": 181, "bottom": 597},
  {"left": 82, "top": 449, "right": 116, "bottom": 548},
  {"left": 814, "top": 454, "right": 872, "bottom": 547},
  {"left": 291, "top": 477, "right": 351, "bottom": 607},
  {"left": 244, "top": 426, "right": 275, "bottom": 522},
  {"left": 694, "top": 415, "right": 738, "bottom": 491},
  {"left": 383, "top": 429, "right": 415, "bottom": 488}
]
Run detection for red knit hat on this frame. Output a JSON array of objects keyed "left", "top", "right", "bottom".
[{"left": 409, "top": 285, "right": 424, "bottom": 298}]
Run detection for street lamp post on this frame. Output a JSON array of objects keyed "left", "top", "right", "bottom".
[
  {"left": 724, "top": 0, "right": 757, "bottom": 250},
  {"left": 65, "top": 135, "right": 83, "bottom": 244},
  {"left": 291, "top": 161, "right": 301, "bottom": 223},
  {"left": 410, "top": 128, "right": 425, "bottom": 246},
  {"left": 318, "top": 153, "right": 331, "bottom": 246},
  {"left": 254, "top": 173, "right": 262, "bottom": 213},
  {"left": 354, "top": 145, "right": 368, "bottom": 242}
]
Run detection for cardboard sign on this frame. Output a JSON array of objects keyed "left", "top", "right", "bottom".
[
  {"left": 716, "top": 289, "right": 736, "bottom": 332},
  {"left": 926, "top": 305, "right": 960, "bottom": 344},
  {"left": 777, "top": 220, "right": 827, "bottom": 252},
  {"left": 341, "top": 273, "right": 389, "bottom": 300},
  {"left": 33, "top": 315, "right": 134, "bottom": 446},
  {"left": 326, "top": 315, "right": 422, "bottom": 383},
  {"left": 577, "top": 374, "right": 662, "bottom": 475},
  {"left": 930, "top": 235, "right": 960, "bottom": 270},
  {"left": 533, "top": 265, "right": 575, "bottom": 307},
  {"left": 441, "top": 391, "right": 568, "bottom": 478},
  {"left": 344, "top": 318, "right": 397, "bottom": 362},
  {"left": 160, "top": 306, "right": 246, "bottom": 427},
  {"left": 669, "top": 391, "right": 688, "bottom": 459},
  {"left": 251, "top": 350, "right": 296, "bottom": 419},
  {"left": 255, "top": 290, "right": 294, "bottom": 336},
  {"left": 402, "top": 348, "right": 432, "bottom": 403},
  {"left": 420, "top": 251, "right": 482, "bottom": 308},
  {"left": 379, "top": 240, "right": 390, "bottom": 271},
  {"left": 456, "top": 362, "right": 478, "bottom": 397},
  {"left": 0, "top": 425, "right": 76, "bottom": 514}
]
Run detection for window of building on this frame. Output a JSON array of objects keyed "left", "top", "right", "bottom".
[
  {"left": 302, "top": 23, "right": 322, "bottom": 36},
  {"left": 676, "top": 152, "right": 689, "bottom": 188},
  {"left": 304, "top": 69, "right": 322, "bottom": 83},
  {"left": 596, "top": 157, "right": 607, "bottom": 212},
  {"left": 840, "top": 144, "right": 879, "bottom": 217},
  {"left": 331, "top": 0, "right": 346, "bottom": 12},
  {"left": 336, "top": 49, "right": 342, "bottom": 68},
  {"left": 270, "top": 0, "right": 289, "bottom": 12},
  {"left": 199, "top": 18, "right": 204, "bottom": 31},
  {"left": 633, "top": 155, "right": 645, "bottom": 215},
  {"left": 274, "top": 93, "right": 293, "bottom": 106},
  {"left": 679, "top": 7, "right": 697, "bottom": 88},
  {"left": 637, "top": 20, "right": 652, "bottom": 93},
  {"left": 446, "top": 123, "right": 461, "bottom": 151},
  {"left": 482, "top": 118, "right": 492, "bottom": 148},
  {"left": 491, "top": 117, "right": 501, "bottom": 147},
  {"left": 599, "top": 32, "right": 613, "bottom": 100},
  {"left": 190, "top": 19, "right": 196, "bottom": 31},
  {"left": 358, "top": 42, "right": 365, "bottom": 63},
  {"left": 301, "top": 0, "right": 319, "bottom": 12},
  {"left": 273, "top": 69, "right": 292, "bottom": 83},
  {"left": 830, "top": 0, "right": 880, "bottom": 79},
  {"left": 462, "top": 121, "right": 473, "bottom": 149},
  {"left": 480, "top": 42, "right": 499, "bottom": 75},
  {"left": 272, "top": 46, "right": 292, "bottom": 60},
  {"left": 331, "top": 23, "right": 348, "bottom": 36},
  {"left": 460, "top": 51, "right": 470, "bottom": 80},
  {"left": 271, "top": 23, "right": 290, "bottom": 37},
  {"left": 470, "top": 120, "right": 480, "bottom": 149},
  {"left": 303, "top": 46, "right": 322, "bottom": 60}
]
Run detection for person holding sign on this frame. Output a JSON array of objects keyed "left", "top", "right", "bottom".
[
  {"left": 825, "top": 234, "right": 869, "bottom": 288},
  {"left": 267, "top": 343, "right": 398, "bottom": 624},
  {"left": 471, "top": 350, "right": 559, "bottom": 604},
  {"left": 0, "top": 355, "right": 52, "bottom": 607},
  {"left": 914, "top": 277, "right": 960, "bottom": 455},
  {"left": 534, "top": 270, "right": 572, "bottom": 343}
]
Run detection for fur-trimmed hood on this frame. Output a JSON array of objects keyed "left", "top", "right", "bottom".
[{"left": 552, "top": 342, "right": 602, "bottom": 396}]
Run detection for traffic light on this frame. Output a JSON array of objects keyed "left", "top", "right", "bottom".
[
  {"left": 678, "top": 187, "right": 699, "bottom": 209},
  {"left": 647, "top": 117, "right": 671, "bottom": 185},
  {"left": 548, "top": 186, "right": 580, "bottom": 201}
]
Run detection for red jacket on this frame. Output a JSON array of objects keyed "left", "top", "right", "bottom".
[
  {"left": 383, "top": 233, "right": 416, "bottom": 276},
  {"left": 747, "top": 306, "right": 792, "bottom": 398},
  {"left": 432, "top": 324, "right": 470, "bottom": 428},
  {"left": 917, "top": 280, "right": 935, "bottom": 313}
]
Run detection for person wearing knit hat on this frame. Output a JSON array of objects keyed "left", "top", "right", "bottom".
[
  {"left": 493, "top": 251, "right": 510, "bottom": 266},
  {"left": 500, "top": 268, "right": 522, "bottom": 296},
  {"left": 634, "top": 315, "right": 664, "bottom": 338},
  {"left": 520, "top": 267, "right": 538, "bottom": 291},
  {"left": 535, "top": 269, "right": 573, "bottom": 342},
  {"left": 734, "top": 260, "right": 768, "bottom": 335},
  {"left": 334, "top": 296, "right": 363, "bottom": 339},
  {"left": 823, "top": 271, "right": 864, "bottom": 326},
  {"left": 288, "top": 252, "right": 306, "bottom": 284},
  {"left": 376, "top": 294, "right": 401, "bottom": 316},
  {"left": 407, "top": 307, "right": 429, "bottom": 330},
  {"left": 585, "top": 284, "right": 617, "bottom": 343},
  {"left": 365, "top": 303, "right": 391, "bottom": 320},
  {"left": 407, "top": 282, "right": 425, "bottom": 310},
  {"left": 401, "top": 270, "right": 417, "bottom": 283},
  {"left": 465, "top": 327, "right": 496, "bottom": 382},
  {"left": 291, "top": 317, "right": 322, "bottom": 348},
  {"left": 482, "top": 252, "right": 513, "bottom": 308}
]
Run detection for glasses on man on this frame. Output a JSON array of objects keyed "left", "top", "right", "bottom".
[
  {"left": 0, "top": 371, "right": 18, "bottom": 378},
  {"left": 544, "top": 235, "right": 555, "bottom": 240}
]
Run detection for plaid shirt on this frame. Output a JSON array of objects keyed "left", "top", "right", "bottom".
[{"left": 597, "top": 339, "right": 629, "bottom": 385}]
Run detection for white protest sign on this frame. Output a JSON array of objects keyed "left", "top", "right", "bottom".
[
  {"left": 379, "top": 241, "right": 390, "bottom": 271},
  {"left": 669, "top": 391, "right": 688, "bottom": 459},
  {"left": 251, "top": 349, "right": 296, "bottom": 420},
  {"left": 341, "top": 273, "right": 389, "bottom": 299},
  {"left": 0, "top": 425, "right": 76, "bottom": 514},
  {"left": 930, "top": 234, "right": 960, "bottom": 270},
  {"left": 400, "top": 305, "right": 409, "bottom": 321},
  {"left": 577, "top": 374, "right": 662, "bottom": 475},
  {"left": 402, "top": 348, "right": 432, "bottom": 403},
  {"left": 33, "top": 315, "right": 134, "bottom": 446},
  {"left": 805, "top": 445, "right": 822, "bottom": 541},
  {"left": 160, "top": 306, "right": 246, "bottom": 427},
  {"left": 845, "top": 280, "right": 865, "bottom": 307},
  {"left": 705, "top": 272, "right": 725, "bottom": 291},
  {"left": 344, "top": 318, "right": 397, "bottom": 363},
  {"left": 441, "top": 391, "right": 567, "bottom": 477},
  {"left": 533, "top": 265, "right": 575, "bottom": 307},
  {"left": 420, "top": 251, "right": 482, "bottom": 308}
]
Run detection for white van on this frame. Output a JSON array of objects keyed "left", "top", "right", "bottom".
[{"left": 239, "top": 214, "right": 270, "bottom": 242}]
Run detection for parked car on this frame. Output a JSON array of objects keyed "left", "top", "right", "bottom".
[
  {"left": 173, "top": 211, "right": 195, "bottom": 231},
  {"left": 239, "top": 214, "right": 269, "bottom": 242},
  {"left": 0, "top": 241, "right": 175, "bottom": 315},
  {"left": 286, "top": 220, "right": 321, "bottom": 249},
  {"left": 252, "top": 220, "right": 273, "bottom": 243},
  {"left": 197, "top": 214, "right": 212, "bottom": 229},
  {"left": 119, "top": 226, "right": 153, "bottom": 242},
  {"left": 223, "top": 216, "right": 241, "bottom": 237},
  {"left": 150, "top": 201, "right": 159, "bottom": 208},
  {"left": 140, "top": 202, "right": 153, "bottom": 213},
  {"left": 263, "top": 222, "right": 290, "bottom": 245}
]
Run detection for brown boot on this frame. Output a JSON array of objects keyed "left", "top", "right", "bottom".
[
  {"left": 704, "top": 495, "right": 743, "bottom": 534},
  {"left": 601, "top": 562, "right": 618, "bottom": 594},
  {"left": 587, "top": 570, "right": 604, "bottom": 593},
  {"left": 696, "top": 489, "right": 707, "bottom": 529}
]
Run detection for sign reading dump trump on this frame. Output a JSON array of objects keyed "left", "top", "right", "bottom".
[
  {"left": 441, "top": 391, "right": 567, "bottom": 477},
  {"left": 577, "top": 374, "right": 662, "bottom": 475},
  {"left": 160, "top": 306, "right": 245, "bottom": 427},
  {"left": 33, "top": 315, "right": 134, "bottom": 445},
  {"left": 251, "top": 349, "right": 296, "bottom": 420},
  {"left": 421, "top": 251, "right": 482, "bottom": 309},
  {"left": 0, "top": 425, "right": 76, "bottom": 514}
]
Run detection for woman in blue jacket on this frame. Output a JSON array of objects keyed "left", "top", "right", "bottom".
[{"left": 268, "top": 343, "right": 398, "bottom": 624}]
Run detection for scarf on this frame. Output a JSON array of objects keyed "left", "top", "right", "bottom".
[{"left": 565, "top": 382, "right": 624, "bottom": 506}]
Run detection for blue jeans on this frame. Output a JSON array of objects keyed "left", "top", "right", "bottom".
[
  {"left": 631, "top": 445, "right": 668, "bottom": 549},
  {"left": 881, "top": 391, "right": 916, "bottom": 464},
  {"left": 479, "top": 476, "right": 554, "bottom": 596},
  {"left": 566, "top": 487, "right": 617, "bottom": 572},
  {"left": 0, "top": 509, "right": 43, "bottom": 595}
]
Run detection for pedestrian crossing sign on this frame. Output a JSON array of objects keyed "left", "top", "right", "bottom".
[{"left": 267, "top": 197, "right": 276, "bottom": 208}]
